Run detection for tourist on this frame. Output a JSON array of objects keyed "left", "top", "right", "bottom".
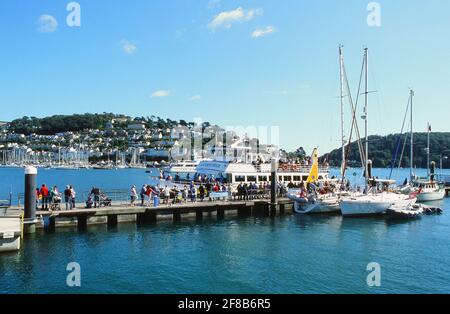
[
  {"left": 70, "top": 186, "right": 76, "bottom": 209},
  {"left": 130, "top": 185, "right": 138, "bottom": 206},
  {"left": 182, "top": 185, "right": 188, "bottom": 203},
  {"left": 140, "top": 184, "right": 147, "bottom": 206},
  {"left": 90, "top": 186, "right": 101, "bottom": 208},
  {"left": 64, "top": 185, "right": 71, "bottom": 210},
  {"left": 51, "top": 186, "right": 61, "bottom": 210},
  {"left": 40, "top": 184, "right": 49, "bottom": 210},
  {"left": 190, "top": 185, "right": 197, "bottom": 202},
  {"left": 199, "top": 184, "right": 205, "bottom": 202},
  {"left": 163, "top": 185, "right": 170, "bottom": 204}
]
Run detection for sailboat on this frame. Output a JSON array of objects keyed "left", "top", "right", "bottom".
[
  {"left": 287, "top": 148, "right": 342, "bottom": 214},
  {"left": 339, "top": 48, "right": 416, "bottom": 217},
  {"left": 396, "top": 92, "right": 445, "bottom": 202}
]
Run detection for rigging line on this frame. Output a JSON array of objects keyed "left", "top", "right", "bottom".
[
  {"left": 398, "top": 120, "right": 410, "bottom": 169},
  {"left": 389, "top": 95, "right": 411, "bottom": 179},
  {"left": 342, "top": 54, "right": 366, "bottom": 177}
]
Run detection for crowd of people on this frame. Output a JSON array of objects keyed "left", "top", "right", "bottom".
[
  {"left": 133, "top": 181, "right": 230, "bottom": 207},
  {"left": 36, "top": 184, "right": 76, "bottom": 211}
]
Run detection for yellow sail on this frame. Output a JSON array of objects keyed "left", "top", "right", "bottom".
[{"left": 306, "top": 148, "right": 319, "bottom": 183}]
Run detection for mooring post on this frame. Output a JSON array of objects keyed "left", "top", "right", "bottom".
[
  {"left": 77, "top": 215, "right": 87, "bottom": 230},
  {"left": 107, "top": 214, "right": 118, "bottom": 227},
  {"left": 24, "top": 166, "right": 37, "bottom": 234},
  {"left": 217, "top": 207, "right": 225, "bottom": 220},
  {"left": 173, "top": 211, "right": 181, "bottom": 222},
  {"left": 270, "top": 158, "right": 278, "bottom": 216}
]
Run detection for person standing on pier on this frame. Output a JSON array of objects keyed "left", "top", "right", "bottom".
[
  {"left": 140, "top": 184, "right": 147, "bottom": 206},
  {"left": 40, "top": 184, "right": 49, "bottom": 210},
  {"left": 64, "top": 186, "right": 72, "bottom": 210},
  {"left": 90, "top": 186, "right": 101, "bottom": 208},
  {"left": 130, "top": 185, "right": 138, "bottom": 206},
  {"left": 70, "top": 186, "right": 76, "bottom": 209}
]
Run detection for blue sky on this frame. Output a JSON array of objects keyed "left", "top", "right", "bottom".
[{"left": 0, "top": 0, "right": 449, "bottom": 153}]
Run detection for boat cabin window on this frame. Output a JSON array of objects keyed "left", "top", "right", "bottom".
[
  {"left": 247, "top": 176, "right": 257, "bottom": 182},
  {"left": 278, "top": 176, "right": 282, "bottom": 181},
  {"left": 284, "top": 176, "right": 292, "bottom": 181},
  {"left": 235, "top": 175, "right": 245, "bottom": 182},
  {"left": 303, "top": 176, "right": 308, "bottom": 181},
  {"left": 293, "top": 176, "right": 301, "bottom": 181},
  {"left": 258, "top": 176, "right": 268, "bottom": 182}
]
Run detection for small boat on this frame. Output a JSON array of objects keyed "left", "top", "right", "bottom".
[
  {"left": 289, "top": 193, "right": 341, "bottom": 214},
  {"left": 0, "top": 216, "right": 22, "bottom": 252},
  {"left": 386, "top": 203, "right": 424, "bottom": 219},
  {"left": 422, "top": 205, "right": 443, "bottom": 215}
]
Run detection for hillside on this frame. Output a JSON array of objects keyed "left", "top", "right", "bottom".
[{"left": 321, "top": 132, "right": 450, "bottom": 169}]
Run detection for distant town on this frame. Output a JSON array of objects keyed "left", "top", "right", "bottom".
[{"left": 0, "top": 113, "right": 289, "bottom": 169}]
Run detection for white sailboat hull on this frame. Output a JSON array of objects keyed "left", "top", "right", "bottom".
[
  {"left": 288, "top": 194, "right": 340, "bottom": 214},
  {"left": 340, "top": 193, "right": 416, "bottom": 217},
  {"left": 417, "top": 189, "right": 445, "bottom": 202}
]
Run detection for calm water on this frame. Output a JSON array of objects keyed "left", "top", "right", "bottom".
[{"left": 0, "top": 167, "right": 449, "bottom": 294}]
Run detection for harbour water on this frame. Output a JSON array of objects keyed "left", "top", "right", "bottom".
[{"left": 0, "top": 167, "right": 449, "bottom": 294}]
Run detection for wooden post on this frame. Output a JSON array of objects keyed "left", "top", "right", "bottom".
[
  {"left": 217, "top": 207, "right": 225, "bottom": 220},
  {"left": 279, "top": 203, "right": 285, "bottom": 216},
  {"left": 107, "top": 214, "right": 118, "bottom": 227},
  {"left": 46, "top": 216, "right": 56, "bottom": 231},
  {"left": 173, "top": 212, "right": 181, "bottom": 222},
  {"left": 77, "top": 215, "right": 87, "bottom": 230},
  {"left": 196, "top": 210, "right": 203, "bottom": 220}
]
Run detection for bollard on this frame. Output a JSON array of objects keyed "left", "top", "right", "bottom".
[
  {"left": 270, "top": 159, "right": 277, "bottom": 205},
  {"left": 24, "top": 166, "right": 37, "bottom": 234}
]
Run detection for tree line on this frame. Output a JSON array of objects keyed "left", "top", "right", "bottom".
[{"left": 321, "top": 132, "right": 450, "bottom": 169}]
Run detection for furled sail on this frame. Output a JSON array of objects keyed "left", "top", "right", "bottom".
[{"left": 306, "top": 148, "right": 319, "bottom": 183}]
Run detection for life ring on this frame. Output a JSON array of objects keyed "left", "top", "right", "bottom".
[{"left": 281, "top": 164, "right": 288, "bottom": 171}]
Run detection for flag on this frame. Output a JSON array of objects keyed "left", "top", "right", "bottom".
[{"left": 428, "top": 123, "right": 432, "bottom": 132}]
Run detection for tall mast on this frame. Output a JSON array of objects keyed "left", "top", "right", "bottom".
[
  {"left": 427, "top": 122, "right": 430, "bottom": 178},
  {"left": 410, "top": 89, "right": 414, "bottom": 182},
  {"left": 339, "top": 45, "right": 345, "bottom": 179},
  {"left": 363, "top": 48, "right": 369, "bottom": 193}
]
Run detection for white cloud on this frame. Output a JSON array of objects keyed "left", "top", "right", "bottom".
[
  {"left": 121, "top": 40, "right": 137, "bottom": 55},
  {"left": 251, "top": 26, "right": 275, "bottom": 38},
  {"left": 208, "top": 7, "right": 263, "bottom": 30},
  {"left": 189, "top": 95, "right": 201, "bottom": 101},
  {"left": 151, "top": 90, "right": 171, "bottom": 98},
  {"left": 36, "top": 14, "right": 58, "bottom": 33}
]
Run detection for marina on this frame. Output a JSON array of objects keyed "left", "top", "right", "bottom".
[{"left": 2, "top": 1, "right": 450, "bottom": 299}]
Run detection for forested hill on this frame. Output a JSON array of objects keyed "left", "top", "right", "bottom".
[
  {"left": 321, "top": 132, "right": 450, "bottom": 169},
  {"left": 6, "top": 113, "right": 202, "bottom": 135}
]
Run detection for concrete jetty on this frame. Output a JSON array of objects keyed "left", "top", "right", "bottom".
[{"left": 7, "top": 198, "right": 294, "bottom": 230}]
